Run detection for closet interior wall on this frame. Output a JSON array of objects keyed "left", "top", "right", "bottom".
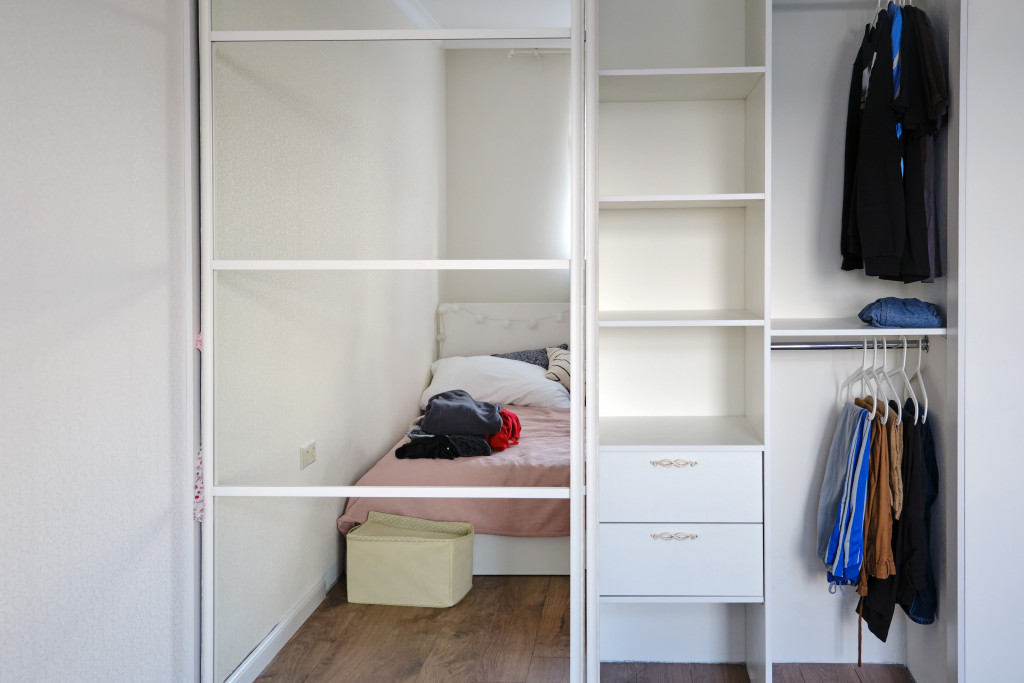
[
  {"left": 206, "top": 2, "right": 576, "bottom": 681},
  {"left": 770, "top": 1, "right": 959, "bottom": 681}
]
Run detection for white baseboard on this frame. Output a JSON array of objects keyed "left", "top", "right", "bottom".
[{"left": 224, "top": 563, "right": 339, "bottom": 683}]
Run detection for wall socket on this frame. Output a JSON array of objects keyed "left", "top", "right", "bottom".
[{"left": 299, "top": 440, "right": 317, "bottom": 470}]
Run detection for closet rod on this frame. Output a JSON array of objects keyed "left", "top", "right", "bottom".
[{"left": 771, "top": 337, "right": 930, "bottom": 352}]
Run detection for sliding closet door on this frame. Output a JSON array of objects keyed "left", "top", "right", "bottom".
[{"left": 199, "top": 1, "right": 587, "bottom": 681}]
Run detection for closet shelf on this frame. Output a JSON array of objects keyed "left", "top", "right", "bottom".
[
  {"left": 599, "top": 416, "right": 764, "bottom": 451},
  {"left": 599, "top": 194, "right": 764, "bottom": 210},
  {"left": 211, "top": 259, "right": 571, "bottom": 271},
  {"left": 600, "top": 595, "right": 764, "bottom": 604},
  {"left": 599, "top": 309, "right": 764, "bottom": 327},
  {"left": 771, "top": 318, "right": 946, "bottom": 338},
  {"left": 599, "top": 67, "right": 765, "bottom": 103}
]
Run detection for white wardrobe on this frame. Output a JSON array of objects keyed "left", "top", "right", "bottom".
[
  {"left": 200, "top": 1, "right": 964, "bottom": 681},
  {"left": 586, "top": 1, "right": 962, "bottom": 682}
]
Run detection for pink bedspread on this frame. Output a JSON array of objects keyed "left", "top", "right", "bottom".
[{"left": 337, "top": 405, "right": 569, "bottom": 537}]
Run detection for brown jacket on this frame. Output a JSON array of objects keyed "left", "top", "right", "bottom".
[{"left": 854, "top": 397, "right": 896, "bottom": 596}]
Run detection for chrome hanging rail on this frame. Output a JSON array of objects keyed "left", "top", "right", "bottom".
[{"left": 771, "top": 337, "right": 930, "bottom": 353}]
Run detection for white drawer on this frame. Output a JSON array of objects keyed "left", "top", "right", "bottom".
[
  {"left": 599, "top": 451, "right": 762, "bottom": 523},
  {"left": 599, "top": 523, "right": 763, "bottom": 597}
]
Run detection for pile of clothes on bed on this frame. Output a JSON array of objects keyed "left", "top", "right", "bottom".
[{"left": 396, "top": 389, "right": 521, "bottom": 460}]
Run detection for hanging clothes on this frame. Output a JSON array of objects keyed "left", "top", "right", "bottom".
[
  {"left": 840, "top": 5, "right": 948, "bottom": 283},
  {"left": 853, "top": 397, "right": 896, "bottom": 593},
  {"left": 857, "top": 399, "right": 927, "bottom": 642},
  {"left": 841, "top": 10, "right": 906, "bottom": 277},
  {"left": 818, "top": 401, "right": 873, "bottom": 587}
]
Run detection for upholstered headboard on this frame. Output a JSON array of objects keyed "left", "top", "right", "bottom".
[{"left": 437, "top": 303, "right": 571, "bottom": 358}]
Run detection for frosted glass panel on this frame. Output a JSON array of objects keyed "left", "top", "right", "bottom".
[
  {"left": 212, "top": 0, "right": 571, "bottom": 31},
  {"left": 213, "top": 43, "right": 571, "bottom": 260},
  {"left": 214, "top": 497, "right": 346, "bottom": 682},
  {"left": 213, "top": 41, "right": 445, "bottom": 260},
  {"left": 213, "top": 270, "right": 438, "bottom": 487}
]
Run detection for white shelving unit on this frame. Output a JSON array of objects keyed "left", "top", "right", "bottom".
[{"left": 589, "top": 1, "right": 771, "bottom": 680}]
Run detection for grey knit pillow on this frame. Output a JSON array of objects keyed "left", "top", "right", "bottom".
[{"left": 493, "top": 343, "right": 567, "bottom": 369}]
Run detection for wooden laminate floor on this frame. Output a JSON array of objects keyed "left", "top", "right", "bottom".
[{"left": 257, "top": 576, "right": 914, "bottom": 683}]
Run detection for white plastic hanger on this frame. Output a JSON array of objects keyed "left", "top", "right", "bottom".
[
  {"left": 839, "top": 340, "right": 875, "bottom": 418},
  {"left": 888, "top": 336, "right": 920, "bottom": 424},
  {"left": 909, "top": 339, "right": 929, "bottom": 423},
  {"left": 879, "top": 339, "right": 904, "bottom": 424},
  {"left": 870, "top": 338, "right": 892, "bottom": 424}
]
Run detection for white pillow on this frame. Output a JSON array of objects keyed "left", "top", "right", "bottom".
[{"left": 420, "top": 355, "right": 570, "bottom": 410}]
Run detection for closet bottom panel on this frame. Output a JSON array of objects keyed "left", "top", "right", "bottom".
[{"left": 599, "top": 523, "right": 763, "bottom": 597}]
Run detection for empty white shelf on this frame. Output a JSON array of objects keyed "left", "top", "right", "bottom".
[
  {"left": 600, "top": 310, "right": 764, "bottom": 327},
  {"left": 599, "top": 193, "right": 764, "bottom": 210},
  {"left": 599, "top": 67, "right": 765, "bottom": 103},
  {"left": 211, "top": 259, "right": 571, "bottom": 271},
  {"left": 600, "top": 595, "right": 764, "bottom": 604},
  {"left": 599, "top": 416, "right": 764, "bottom": 451},
  {"left": 771, "top": 318, "right": 946, "bottom": 338}
]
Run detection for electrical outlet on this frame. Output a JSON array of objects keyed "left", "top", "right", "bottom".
[{"left": 299, "top": 440, "right": 317, "bottom": 470}]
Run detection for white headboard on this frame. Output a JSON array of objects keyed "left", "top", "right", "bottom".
[{"left": 437, "top": 303, "right": 571, "bottom": 358}]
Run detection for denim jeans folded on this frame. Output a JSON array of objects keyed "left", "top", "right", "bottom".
[{"left": 858, "top": 297, "right": 944, "bottom": 328}]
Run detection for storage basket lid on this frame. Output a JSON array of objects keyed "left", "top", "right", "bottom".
[{"left": 348, "top": 511, "right": 473, "bottom": 541}]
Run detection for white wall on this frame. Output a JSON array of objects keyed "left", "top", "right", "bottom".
[
  {"left": 962, "top": 2, "right": 1024, "bottom": 681},
  {"left": 210, "top": 32, "right": 445, "bottom": 683},
  {"left": 441, "top": 49, "right": 571, "bottom": 302},
  {"left": 0, "top": 1, "right": 193, "bottom": 680}
]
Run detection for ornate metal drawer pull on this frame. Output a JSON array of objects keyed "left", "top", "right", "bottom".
[
  {"left": 650, "top": 458, "right": 698, "bottom": 468},
  {"left": 650, "top": 532, "right": 698, "bottom": 541}
]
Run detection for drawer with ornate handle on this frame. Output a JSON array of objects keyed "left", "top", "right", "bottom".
[
  {"left": 599, "top": 523, "right": 763, "bottom": 597},
  {"left": 599, "top": 451, "right": 762, "bottom": 523}
]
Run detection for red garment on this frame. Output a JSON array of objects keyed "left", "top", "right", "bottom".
[{"left": 487, "top": 409, "right": 521, "bottom": 451}]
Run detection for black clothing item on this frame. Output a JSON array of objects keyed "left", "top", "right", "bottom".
[
  {"left": 908, "top": 6, "right": 949, "bottom": 135},
  {"left": 421, "top": 389, "right": 503, "bottom": 436},
  {"left": 842, "top": 7, "right": 948, "bottom": 283},
  {"left": 395, "top": 434, "right": 492, "bottom": 460},
  {"left": 911, "top": 6, "right": 949, "bottom": 282},
  {"left": 905, "top": 417, "right": 939, "bottom": 624},
  {"left": 858, "top": 400, "right": 927, "bottom": 641},
  {"left": 841, "top": 25, "right": 869, "bottom": 271},
  {"left": 884, "top": 6, "right": 948, "bottom": 284},
  {"left": 841, "top": 11, "right": 907, "bottom": 278},
  {"left": 889, "top": 8, "right": 930, "bottom": 283},
  {"left": 895, "top": 135, "right": 932, "bottom": 283}
]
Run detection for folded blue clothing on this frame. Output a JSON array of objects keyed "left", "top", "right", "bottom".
[
  {"left": 858, "top": 297, "right": 943, "bottom": 328},
  {"left": 420, "top": 389, "right": 503, "bottom": 436}
]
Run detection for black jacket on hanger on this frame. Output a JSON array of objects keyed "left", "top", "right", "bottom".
[{"left": 841, "top": 10, "right": 907, "bottom": 278}]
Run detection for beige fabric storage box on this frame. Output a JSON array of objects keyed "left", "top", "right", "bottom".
[{"left": 346, "top": 511, "right": 474, "bottom": 608}]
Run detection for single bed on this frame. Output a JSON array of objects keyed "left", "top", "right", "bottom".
[
  {"left": 337, "top": 302, "right": 573, "bottom": 575},
  {"left": 337, "top": 404, "right": 569, "bottom": 537}
]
